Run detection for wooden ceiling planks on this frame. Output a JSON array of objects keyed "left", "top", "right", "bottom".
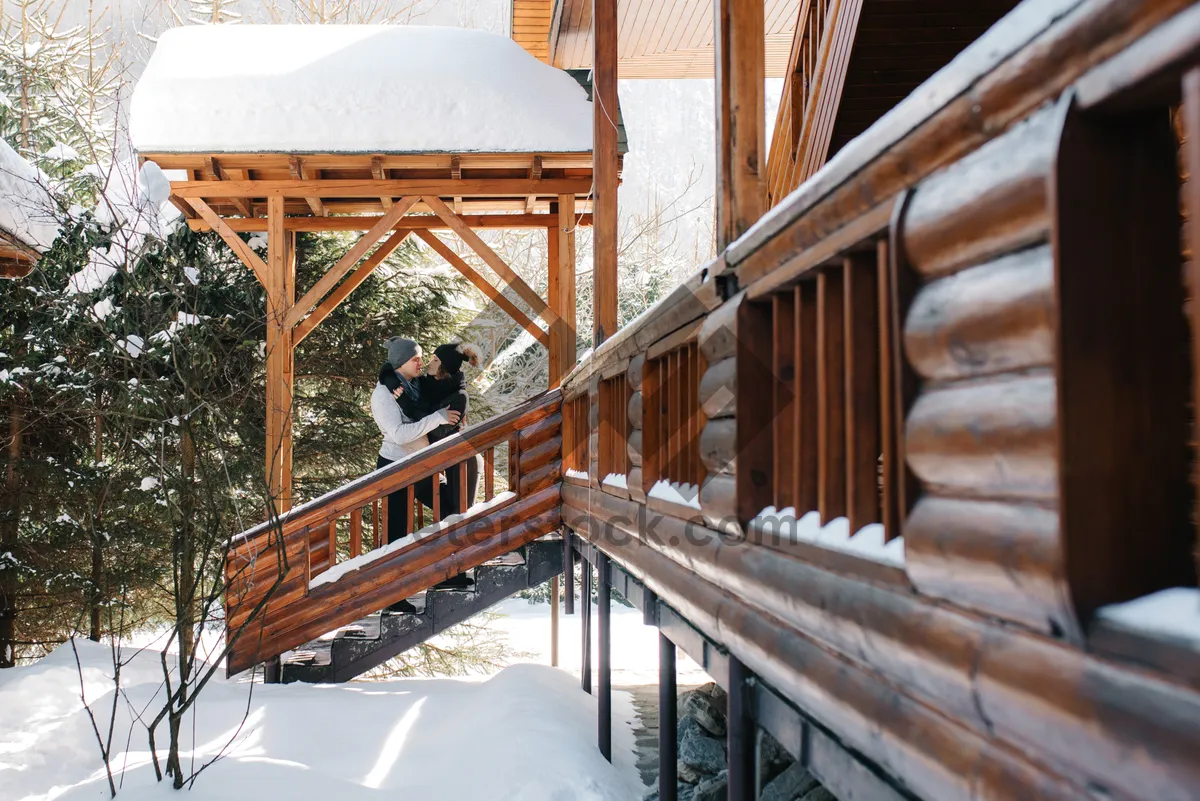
[{"left": 533, "top": 0, "right": 798, "bottom": 77}]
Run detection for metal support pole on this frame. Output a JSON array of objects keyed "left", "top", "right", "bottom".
[
  {"left": 728, "top": 656, "right": 756, "bottom": 801},
  {"left": 659, "top": 633, "right": 677, "bottom": 801},
  {"left": 581, "top": 552, "right": 592, "bottom": 694},
  {"left": 597, "top": 551, "right": 612, "bottom": 761},
  {"left": 550, "top": 574, "right": 560, "bottom": 667},
  {"left": 263, "top": 656, "right": 281, "bottom": 685},
  {"left": 563, "top": 530, "right": 575, "bottom": 615}
]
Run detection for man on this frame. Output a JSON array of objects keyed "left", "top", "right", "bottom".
[
  {"left": 371, "top": 337, "right": 462, "bottom": 543},
  {"left": 370, "top": 337, "right": 466, "bottom": 613}
]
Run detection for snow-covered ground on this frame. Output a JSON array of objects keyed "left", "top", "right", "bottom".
[{"left": 1, "top": 597, "right": 707, "bottom": 800}]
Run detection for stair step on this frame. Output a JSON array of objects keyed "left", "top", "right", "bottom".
[
  {"left": 282, "top": 539, "right": 566, "bottom": 683},
  {"left": 482, "top": 551, "right": 526, "bottom": 567}
]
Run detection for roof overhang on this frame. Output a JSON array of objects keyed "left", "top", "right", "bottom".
[{"left": 512, "top": 0, "right": 799, "bottom": 78}]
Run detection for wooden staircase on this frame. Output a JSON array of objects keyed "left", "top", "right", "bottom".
[
  {"left": 223, "top": 390, "right": 563, "bottom": 678},
  {"left": 280, "top": 539, "right": 563, "bottom": 683}
]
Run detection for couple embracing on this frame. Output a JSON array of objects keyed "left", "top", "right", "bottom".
[{"left": 370, "top": 337, "right": 483, "bottom": 606}]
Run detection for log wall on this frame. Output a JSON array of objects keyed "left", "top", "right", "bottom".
[{"left": 561, "top": 4, "right": 1200, "bottom": 800}]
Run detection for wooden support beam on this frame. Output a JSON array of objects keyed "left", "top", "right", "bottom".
[
  {"left": 171, "top": 177, "right": 593, "bottom": 198},
  {"left": 549, "top": 194, "right": 578, "bottom": 385},
  {"left": 203, "top": 156, "right": 254, "bottom": 218},
  {"left": 186, "top": 212, "right": 594, "bottom": 233},
  {"left": 526, "top": 155, "right": 542, "bottom": 213},
  {"left": 593, "top": 0, "right": 619, "bottom": 345},
  {"left": 293, "top": 230, "right": 412, "bottom": 346},
  {"left": 451, "top": 155, "right": 463, "bottom": 214},
  {"left": 169, "top": 195, "right": 198, "bottom": 220},
  {"left": 265, "top": 196, "right": 295, "bottom": 510},
  {"left": 289, "top": 157, "right": 326, "bottom": 217},
  {"left": 185, "top": 198, "right": 269, "bottom": 287},
  {"left": 715, "top": 0, "right": 766, "bottom": 249},
  {"left": 422, "top": 195, "right": 558, "bottom": 327},
  {"left": 371, "top": 156, "right": 393, "bottom": 211},
  {"left": 285, "top": 197, "right": 418, "bottom": 329},
  {"left": 415, "top": 230, "right": 550, "bottom": 348}
]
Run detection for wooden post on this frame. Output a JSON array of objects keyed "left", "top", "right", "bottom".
[
  {"left": 265, "top": 197, "right": 295, "bottom": 511},
  {"left": 350, "top": 508, "right": 362, "bottom": 558},
  {"left": 659, "top": 633, "right": 678, "bottom": 801},
  {"left": 550, "top": 195, "right": 578, "bottom": 384},
  {"left": 715, "top": 0, "right": 766, "bottom": 250},
  {"left": 592, "top": 0, "right": 619, "bottom": 345},
  {"left": 597, "top": 551, "right": 611, "bottom": 760}
]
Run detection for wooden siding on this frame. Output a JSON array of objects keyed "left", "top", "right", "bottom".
[{"left": 512, "top": 0, "right": 554, "bottom": 63}]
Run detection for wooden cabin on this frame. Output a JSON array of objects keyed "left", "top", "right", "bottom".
[
  {"left": 147, "top": 3, "right": 1200, "bottom": 800},
  {"left": 0, "top": 139, "right": 59, "bottom": 279}
]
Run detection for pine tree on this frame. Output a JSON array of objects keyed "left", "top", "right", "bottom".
[{"left": 0, "top": 0, "right": 121, "bottom": 200}]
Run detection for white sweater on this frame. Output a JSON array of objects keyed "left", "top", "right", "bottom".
[{"left": 370, "top": 382, "right": 451, "bottom": 462}]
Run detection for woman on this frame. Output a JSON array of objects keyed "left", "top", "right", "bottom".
[{"left": 376, "top": 340, "right": 483, "bottom": 592}]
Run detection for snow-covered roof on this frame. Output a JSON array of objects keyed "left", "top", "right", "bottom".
[
  {"left": 0, "top": 137, "right": 60, "bottom": 254},
  {"left": 130, "top": 25, "right": 596, "bottom": 155}
]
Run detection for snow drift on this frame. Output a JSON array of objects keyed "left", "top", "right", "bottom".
[{"left": 0, "top": 639, "right": 641, "bottom": 800}]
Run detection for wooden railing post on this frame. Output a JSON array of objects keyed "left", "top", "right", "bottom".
[
  {"left": 350, "top": 508, "right": 362, "bottom": 558},
  {"left": 484, "top": 447, "right": 495, "bottom": 501}
]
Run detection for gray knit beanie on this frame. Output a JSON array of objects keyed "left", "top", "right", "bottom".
[{"left": 386, "top": 336, "right": 420, "bottom": 367}]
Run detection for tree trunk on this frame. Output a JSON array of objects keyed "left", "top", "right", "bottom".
[
  {"left": 89, "top": 414, "right": 103, "bottom": 642},
  {"left": 167, "top": 423, "right": 196, "bottom": 786},
  {"left": 0, "top": 398, "right": 22, "bottom": 668}
]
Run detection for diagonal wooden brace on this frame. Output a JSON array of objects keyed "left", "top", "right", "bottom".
[
  {"left": 185, "top": 197, "right": 269, "bottom": 287},
  {"left": 285, "top": 197, "right": 418, "bottom": 329},
  {"left": 416, "top": 230, "right": 550, "bottom": 348},
  {"left": 422, "top": 195, "right": 559, "bottom": 328}
]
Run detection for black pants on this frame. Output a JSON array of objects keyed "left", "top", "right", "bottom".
[{"left": 376, "top": 452, "right": 481, "bottom": 544}]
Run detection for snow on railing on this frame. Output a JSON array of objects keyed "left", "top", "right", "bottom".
[
  {"left": 649, "top": 479, "right": 701, "bottom": 510},
  {"left": 751, "top": 506, "right": 905, "bottom": 567},
  {"left": 602, "top": 472, "right": 628, "bottom": 490},
  {"left": 1095, "top": 588, "right": 1200, "bottom": 648}
]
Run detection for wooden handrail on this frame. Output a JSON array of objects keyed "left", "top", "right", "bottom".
[{"left": 232, "top": 389, "right": 561, "bottom": 547}]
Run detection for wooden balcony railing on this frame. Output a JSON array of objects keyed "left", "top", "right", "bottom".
[
  {"left": 223, "top": 389, "right": 562, "bottom": 675},
  {"left": 765, "top": 0, "right": 862, "bottom": 208}
]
